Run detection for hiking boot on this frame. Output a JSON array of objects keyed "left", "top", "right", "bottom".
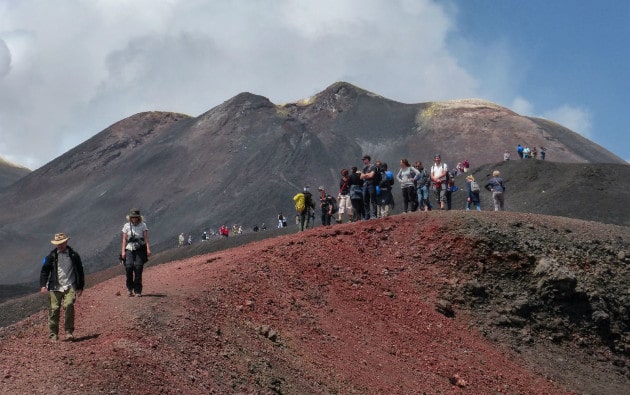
[
  {"left": 135, "top": 293, "right": 142, "bottom": 297},
  {"left": 128, "top": 291, "right": 133, "bottom": 297},
  {"left": 64, "top": 333, "right": 74, "bottom": 341},
  {"left": 49, "top": 334, "right": 58, "bottom": 342}
]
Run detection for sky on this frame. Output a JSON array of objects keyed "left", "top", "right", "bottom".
[{"left": 0, "top": 0, "right": 628, "bottom": 170}]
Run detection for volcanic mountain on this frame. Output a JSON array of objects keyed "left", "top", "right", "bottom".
[{"left": 0, "top": 81, "right": 627, "bottom": 286}]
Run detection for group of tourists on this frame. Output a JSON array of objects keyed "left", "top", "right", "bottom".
[
  {"left": 516, "top": 144, "right": 546, "bottom": 160},
  {"left": 293, "top": 153, "right": 507, "bottom": 230}
]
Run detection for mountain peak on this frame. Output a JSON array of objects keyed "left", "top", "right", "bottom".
[{"left": 287, "top": 82, "right": 382, "bottom": 107}]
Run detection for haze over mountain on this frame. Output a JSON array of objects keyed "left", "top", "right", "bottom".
[
  {"left": 0, "top": 157, "right": 30, "bottom": 189},
  {"left": 0, "top": 82, "right": 627, "bottom": 285}
]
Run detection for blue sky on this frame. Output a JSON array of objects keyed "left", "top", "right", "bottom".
[
  {"left": 450, "top": 0, "right": 629, "bottom": 163},
  {"left": 0, "top": 0, "right": 628, "bottom": 169}
]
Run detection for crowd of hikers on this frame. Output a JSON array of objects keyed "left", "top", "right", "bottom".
[
  {"left": 178, "top": 145, "right": 547, "bottom": 240},
  {"left": 515, "top": 144, "right": 546, "bottom": 160},
  {"left": 293, "top": 153, "right": 509, "bottom": 231}
]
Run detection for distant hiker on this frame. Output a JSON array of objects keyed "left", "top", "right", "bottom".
[
  {"left": 523, "top": 146, "right": 531, "bottom": 159},
  {"left": 540, "top": 146, "right": 546, "bottom": 160},
  {"left": 485, "top": 170, "right": 506, "bottom": 211},
  {"left": 232, "top": 224, "right": 238, "bottom": 235},
  {"left": 360, "top": 155, "right": 379, "bottom": 220},
  {"left": 430, "top": 154, "right": 449, "bottom": 210},
  {"left": 277, "top": 213, "right": 285, "bottom": 228},
  {"left": 504, "top": 151, "right": 511, "bottom": 161},
  {"left": 261, "top": 223, "right": 267, "bottom": 231},
  {"left": 517, "top": 144, "right": 524, "bottom": 159},
  {"left": 178, "top": 232, "right": 184, "bottom": 247},
  {"left": 462, "top": 159, "right": 470, "bottom": 173},
  {"left": 219, "top": 224, "right": 229, "bottom": 237},
  {"left": 40, "top": 232, "right": 85, "bottom": 342},
  {"left": 187, "top": 234, "right": 193, "bottom": 245},
  {"left": 445, "top": 177, "right": 458, "bottom": 210},
  {"left": 121, "top": 208, "right": 151, "bottom": 297},
  {"left": 201, "top": 231, "right": 208, "bottom": 241},
  {"left": 337, "top": 168, "right": 353, "bottom": 223},
  {"left": 465, "top": 175, "right": 481, "bottom": 211},
  {"left": 453, "top": 162, "right": 463, "bottom": 176},
  {"left": 414, "top": 161, "right": 432, "bottom": 212},
  {"left": 349, "top": 166, "right": 364, "bottom": 221},
  {"left": 318, "top": 186, "right": 336, "bottom": 226},
  {"left": 376, "top": 162, "right": 395, "bottom": 217},
  {"left": 532, "top": 146, "right": 538, "bottom": 159},
  {"left": 294, "top": 186, "right": 315, "bottom": 231},
  {"left": 253, "top": 224, "right": 259, "bottom": 232},
  {"left": 396, "top": 158, "right": 420, "bottom": 213}
]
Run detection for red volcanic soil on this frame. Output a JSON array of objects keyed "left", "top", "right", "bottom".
[{"left": 1, "top": 211, "right": 628, "bottom": 394}]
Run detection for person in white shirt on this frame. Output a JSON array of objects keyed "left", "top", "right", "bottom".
[
  {"left": 430, "top": 154, "right": 449, "bottom": 210},
  {"left": 121, "top": 208, "right": 151, "bottom": 297}
]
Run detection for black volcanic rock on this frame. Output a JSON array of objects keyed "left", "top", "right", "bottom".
[{"left": 0, "top": 82, "right": 627, "bottom": 285}]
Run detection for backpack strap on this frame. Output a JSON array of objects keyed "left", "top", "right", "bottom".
[{"left": 340, "top": 178, "right": 348, "bottom": 195}]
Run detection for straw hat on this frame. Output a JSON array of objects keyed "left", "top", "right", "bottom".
[
  {"left": 126, "top": 208, "right": 144, "bottom": 221},
  {"left": 51, "top": 233, "right": 70, "bottom": 245}
]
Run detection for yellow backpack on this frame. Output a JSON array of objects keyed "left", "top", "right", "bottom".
[{"left": 293, "top": 193, "right": 306, "bottom": 213}]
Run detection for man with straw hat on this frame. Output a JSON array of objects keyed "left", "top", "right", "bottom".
[{"left": 40, "top": 232, "right": 85, "bottom": 342}]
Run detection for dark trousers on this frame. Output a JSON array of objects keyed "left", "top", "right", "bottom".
[
  {"left": 351, "top": 198, "right": 364, "bottom": 221},
  {"left": 125, "top": 251, "right": 144, "bottom": 294},
  {"left": 299, "top": 210, "right": 308, "bottom": 231},
  {"left": 321, "top": 210, "right": 332, "bottom": 226},
  {"left": 363, "top": 184, "right": 378, "bottom": 219},
  {"left": 401, "top": 186, "right": 417, "bottom": 212}
]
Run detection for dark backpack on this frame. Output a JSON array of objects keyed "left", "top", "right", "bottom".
[
  {"left": 329, "top": 196, "right": 338, "bottom": 214},
  {"left": 304, "top": 191, "right": 314, "bottom": 209},
  {"left": 372, "top": 166, "right": 382, "bottom": 186}
]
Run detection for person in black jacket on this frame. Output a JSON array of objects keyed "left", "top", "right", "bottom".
[
  {"left": 317, "top": 186, "right": 336, "bottom": 226},
  {"left": 40, "top": 232, "right": 85, "bottom": 342}
]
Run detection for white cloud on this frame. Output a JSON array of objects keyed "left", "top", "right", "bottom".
[
  {"left": 0, "top": 38, "right": 10, "bottom": 78},
  {"left": 511, "top": 97, "right": 534, "bottom": 116},
  {"left": 542, "top": 105, "right": 592, "bottom": 139},
  {"left": 0, "top": 0, "right": 479, "bottom": 169},
  {"left": 508, "top": 95, "right": 593, "bottom": 140}
]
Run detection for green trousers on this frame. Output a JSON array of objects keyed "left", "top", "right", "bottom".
[{"left": 48, "top": 288, "right": 76, "bottom": 339}]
